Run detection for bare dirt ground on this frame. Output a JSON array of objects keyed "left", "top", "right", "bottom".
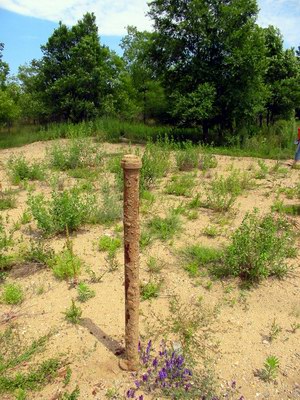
[{"left": 0, "top": 140, "right": 299, "bottom": 400}]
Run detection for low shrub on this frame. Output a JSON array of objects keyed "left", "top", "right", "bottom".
[
  {"left": 221, "top": 211, "right": 296, "bottom": 282},
  {"left": 1, "top": 283, "right": 24, "bottom": 305},
  {"left": 7, "top": 156, "right": 46, "bottom": 184},
  {"left": 165, "top": 175, "right": 195, "bottom": 197},
  {"left": 147, "top": 212, "right": 181, "bottom": 241},
  {"left": 28, "top": 187, "right": 95, "bottom": 235},
  {"left": 47, "top": 138, "right": 103, "bottom": 171},
  {"left": 98, "top": 236, "right": 121, "bottom": 256},
  {"left": 175, "top": 141, "right": 199, "bottom": 171}
]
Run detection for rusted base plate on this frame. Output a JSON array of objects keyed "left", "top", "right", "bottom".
[{"left": 119, "top": 359, "right": 138, "bottom": 371}]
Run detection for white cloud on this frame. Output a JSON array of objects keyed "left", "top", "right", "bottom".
[
  {"left": 0, "top": 0, "right": 299, "bottom": 48},
  {"left": 0, "top": 0, "right": 153, "bottom": 35},
  {"left": 257, "top": 0, "right": 300, "bottom": 48}
]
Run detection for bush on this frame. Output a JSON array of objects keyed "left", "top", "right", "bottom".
[
  {"left": 47, "top": 138, "right": 103, "bottom": 171},
  {"left": 222, "top": 211, "right": 296, "bottom": 282},
  {"left": 28, "top": 187, "right": 95, "bottom": 235},
  {"left": 165, "top": 174, "right": 195, "bottom": 197},
  {"left": 98, "top": 236, "right": 121, "bottom": 256},
  {"left": 140, "top": 140, "right": 171, "bottom": 191},
  {"left": 51, "top": 248, "right": 82, "bottom": 280},
  {"left": 1, "top": 283, "right": 24, "bottom": 305},
  {"left": 175, "top": 141, "right": 199, "bottom": 171},
  {"left": 7, "top": 156, "right": 45, "bottom": 184}
]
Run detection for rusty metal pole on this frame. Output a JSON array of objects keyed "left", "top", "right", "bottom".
[{"left": 119, "top": 154, "right": 142, "bottom": 371}]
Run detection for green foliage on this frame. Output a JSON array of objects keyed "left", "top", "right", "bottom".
[
  {"left": 165, "top": 174, "right": 195, "bottom": 197},
  {"left": 0, "top": 190, "right": 16, "bottom": 210},
  {"left": 140, "top": 140, "right": 171, "bottom": 191},
  {"left": 48, "top": 138, "right": 103, "bottom": 171},
  {"left": 140, "top": 281, "right": 161, "bottom": 301},
  {"left": 64, "top": 300, "right": 82, "bottom": 324},
  {"left": 61, "top": 387, "right": 80, "bottom": 400},
  {"left": 222, "top": 211, "right": 296, "bottom": 282},
  {"left": 199, "top": 153, "right": 218, "bottom": 171},
  {"left": 182, "top": 245, "right": 223, "bottom": 277},
  {"left": 51, "top": 247, "right": 81, "bottom": 281},
  {"left": 254, "top": 159, "right": 269, "bottom": 179},
  {"left": 89, "top": 183, "right": 122, "bottom": 225},
  {"left": 7, "top": 156, "right": 45, "bottom": 184},
  {"left": 259, "top": 356, "right": 279, "bottom": 382},
  {"left": 98, "top": 236, "right": 121, "bottom": 256},
  {"left": 28, "top": 186, "right": 95, "bottom": 235},
  {"left": 77, "top": 282, "right": 95, "bottom": 302},
  {"left": 1, "top": 283, "right": 24, "bottom": 305},
  {"left": 201, "top": 170, "right": 253, "bottom": 212},
  {"left": 175, "top": 142, "right": 199, "bottom": 171},
  {"left": 147, "top": 211, "right": 181, "bottom": 241},
  {"left": 23, "top": 240, "right": 54, "bottom": 265},
  {"left": 147, "top": 256, "right": 164, "bottom": 274}
]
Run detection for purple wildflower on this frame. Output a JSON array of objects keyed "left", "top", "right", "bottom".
[
  {"left": 126, "top": 389, "right": 135, "bottom": 398},
  {"left": 158, "top": 367, "right": 167, "bottom": 380}
]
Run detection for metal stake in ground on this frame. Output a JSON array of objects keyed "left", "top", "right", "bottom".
[{"left": 119, "top": 154, "right": 142, "bottom": 371}]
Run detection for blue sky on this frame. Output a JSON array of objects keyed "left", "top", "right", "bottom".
[{"left": 0, "top": 0, "right": 299, "bottom": 75}]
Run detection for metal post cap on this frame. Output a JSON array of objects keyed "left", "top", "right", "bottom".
[{"left": 121, "top": 154, "right": 142, "bottom": 170}]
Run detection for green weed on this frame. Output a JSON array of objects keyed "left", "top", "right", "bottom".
[
  {"left": 89, "top": 183, "right": 122, "bottom": 225},
  {"left": 222, "top": 211, "right": 296, "bottom": 282},
  {"left": 28, "top": 186, "right": 96, "bottom": 235},
  {"left": 7, "top": 156, "right": 45, "bottom": 184},
  {"left": 0, "top": 190, "right": 16, "bottom": 210},
  {"left": 98, "top": 236, "right": 121, "bottom": 256},
  {"left": 64, "top": 300, "right": 82, "bottom": 324},
  {"left": 147, "top": 256, "right": 164, "bottom": 274},
  {"left": 140, "top": 281, "right": 161, "bottom": 301},
  {"left": 199, "top": 153, "right": 218, "bottom": 171},
  {"left": 182, "top": 245, "right": 223, "bottom": 277},
  {"left": 51, "top": 246, "right": 81, "bottom": 281},
  {"left": 77, "top": 282, "right": 95, "bottom": 302},
  {"left": 259, "top": 356, "right": 279, "bottom": 382},
  {"left": 147, "top": 212, "right": 181, "bottom": 241},
  {"left": 47, "top": 138, "right": 103, "bottom": 171},
  {"left": 165, "top": 174, "right": 195, "bottom": 197},
  {"left": 1, "top": 283, "right": 24, "bottom": 305},
  {"left": 175, "top": 141, "right": 199, "bottom": 171}
]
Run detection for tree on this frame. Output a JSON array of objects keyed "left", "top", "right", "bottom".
[
  {"left": 0, "top": 43, "right": 20, "bottom": 127},
  {"left": 37, "top": 13, "right": 111, "bottom": 122},
  {"left": 0, "top": 43, "right": 9, "bottom": 88},
  {"left": 147, "top": 0, "right": 267, "bottom": 141},
  {"left": 264, "top": 26, "right": 300, "bottom": 123},
  {"left": 121, "top": 26, "right": 168, "bottom": 122}
]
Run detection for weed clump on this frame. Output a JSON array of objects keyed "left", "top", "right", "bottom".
[
  {"left": 64, "top": 300, "right": 82, "bottom": 324},
  {"left": 48, "top": 138, "right": 103, "bottom": 171},
  {"left": 98, "top": 235, "right": 121, "bottom": 256},
  {"left": 77, "top": 282, "right": 95, "bottom": 302},
  {"left": 7, "top": 156, "right": 45, "bottom": 184},
  {"left": 147, "top": 212, "right": 181, "bottom": 241},
  {"left": 165, "top": 174, "right": 195, "bottom": 197},
  {"left": 175, "top": 141, "right": 199, "bottom": 171},
  {"left": 221, "top": 211, "right": 296, "bottom": 282},
  {"left": 1, "top": 283, "right": 24, "bottom": 305},
  {"left": 28, "top": 187, "right": 96, "bottom": 235}
]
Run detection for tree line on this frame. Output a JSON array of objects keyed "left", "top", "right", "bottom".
[{"left": 1, "top": 0, "right": 300, "bottom": 144}]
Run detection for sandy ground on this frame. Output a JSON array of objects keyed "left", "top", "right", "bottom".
[{"left": 0, "top": 139, "right": 299, "bottom": 400}]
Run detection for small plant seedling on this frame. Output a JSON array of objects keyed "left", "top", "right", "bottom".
[
  {"left": 105, "top": 386, "right": 120, "bottom": 399},
  {"left": 140, "top": 230, "right": 152, "bottom": 249},
  {"left": 51, "top": 247, "right": 82, "bottom": 282},
  {"left": 147, "top": 212, "right": 181, "bottom": 241},
  {"left": 255, "top": 160, "right": 269, "bottom": 179},
  {"left": 140, "top": 281, "right": 161, "bottom": 301},
  {"left": 0, "top": 190, "right": 16, "bottom": 210},
  {"left": 61, "top": 387, "right": 80, "bottom": 399},
  {"left": 64, "top": 300, "right": 82, "bottom": 324},
  {"left": 106, "top": 252, "right": 119, "bottom": 272},
  {"left": 98, "top": 235, "right": 121, "bottom": 256},
  {"left": 259, "top": 355, "right": 279, "bottom": 381},
  {"left": 147, "top": 256, "right": 164, "bottom": 274},
  {"left": 203, "top": 225, "right": 219, "bottom": 237},
  {"left": 290, "top": 322, "right": 300, "bottom": 333},
  {"left": 268, "top": 318, "right": 282, "bottom": 342},
  {"left": 1, "top": 283, "right": 24, "bottom": 305},
  {"left": 77, "top": 282, "right": 96, "bottom": 302},
  {"left": 165, "top": 174, "right": 195, "bottom": 197},
  {"left": 7, "top": 156, "right": 46, "bottom": 184}
]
